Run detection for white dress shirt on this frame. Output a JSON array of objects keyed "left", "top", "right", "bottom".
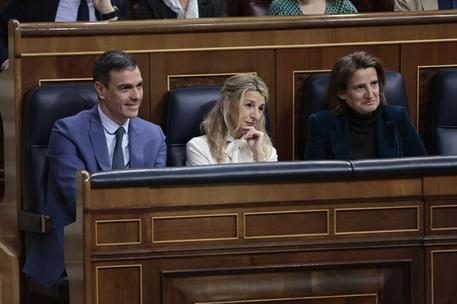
[
  {"left": 162, "top": 0, "right": 199, "bottom": 18},
  {"left": 98, "top": 105, "right": 130, "bottom": 168},
  {"left": 55, "top": 0, "right": 97, "bottom": 21},
  {"left": 186, "top": 135, "right": 278, "bottom": 166}
]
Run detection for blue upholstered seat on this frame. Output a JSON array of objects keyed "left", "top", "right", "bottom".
[
  {"left": 165, "top": 86, "right": 222, "bottom": 167},
  {"left": 21, "top": 83, "right": 98, "bottom": 300},
  {"left": 428, "top": 70, "right": 457, "bottom": 155},
  {"left": 22, "top": 83, "right": 98, "bottom": 220}
]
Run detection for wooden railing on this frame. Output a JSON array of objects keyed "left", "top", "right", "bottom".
[{"left": 68, "top": 157, "right": 457, "bottom": 304}]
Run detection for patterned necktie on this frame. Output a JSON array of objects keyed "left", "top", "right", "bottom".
[
  {"left": 112, "top": 127, "right": 125, "bottom": 170},
  {"left": 77, "top": 0, "right": 89, "bottom": 21}
]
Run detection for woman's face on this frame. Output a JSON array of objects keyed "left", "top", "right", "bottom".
[
  {"left": 338, "top": 67, "right": 380, "bottom": 115},
  {"left": 229, "top": 90, "right": 266, "bottom": 137}
]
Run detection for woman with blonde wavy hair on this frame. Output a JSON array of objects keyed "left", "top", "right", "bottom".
[{"left": 186, "top": 73, "right": 278, "bottom": 165}]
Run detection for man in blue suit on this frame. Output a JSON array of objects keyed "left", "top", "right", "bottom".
[
  {"left": 23, "top": 50, "right": 166, "bottom": 294},
  {"left": 0, "top": 0, "right": 129, "bottom": 71}
]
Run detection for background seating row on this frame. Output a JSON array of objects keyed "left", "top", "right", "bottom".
[
  {"left": 428, "top": 70, "right": 457, "bottom": 155},
  {"left": 228, "top": 0, "right": 395, "bottom": 17},
  {"left": 0, "top": 0, "right": 395, "bottom": 18}
]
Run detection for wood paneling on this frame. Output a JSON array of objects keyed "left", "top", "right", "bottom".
[
  {"left": 152, "top": 214, "right": 238, "bottom": 243},
  {"left": 334, "top": 205, "right": 420, "bottom": 235},
  {"left": 20, "top": 54, "right": 151, "bottom": 121},
  {"left": 427, "top": 249, "right": 457, "bottom": 304},
  {"left": 424, "top": 175, "right": 457, "bottom": 197},
  {"left": 73, "top": 169, "right": 444, "bottom": 304},
  {"left": 401, "top": 42, "right": 457, "bottom": 133},
  {"left": 163, "top": 263, "right": 405, "bottom": 303},
  {"left": 0, "top": 243, "right": 20, "bottom": 304},
  {"left": 95, "top": 219, "right": 142, "bottom": 246},
  {"left": 89, "top": 178, "right": 421, "bottom": 208},
  {"left": 244, "top": 210, "right": 328, "bottom": 238},
  {"left": 149, "top": 50, "right": 275, "bottom": 127},
  {"left": 96, "top": 265, "right": 142, "bottom": 304},
  {"left": 430, "top": 205, "right": 457, "bottom": 231}
]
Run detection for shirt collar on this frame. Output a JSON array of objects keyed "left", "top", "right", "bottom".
[
  {"left": 162, "top": 0, "right": 199, "bottom": 18},
  {"left": 98, "top": 105, "right": 130, "bottom": 135}
]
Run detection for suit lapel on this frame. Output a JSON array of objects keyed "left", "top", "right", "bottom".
[
  {"left": 329, "top": 116, "right": 351, "bottom": 160},
  {"left": 376, "top": 113, "right": 398, "bottom": 158},
  {"left": 89, "top": 108, "right": 111, "bottom": 171},
  {"left": 46, "top": 0, "right": 61, "bottom": 21},
  {"left": 128, "top": 118, "right": 144, "bottom": 168}
]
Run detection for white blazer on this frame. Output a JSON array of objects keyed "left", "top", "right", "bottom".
[{"left": 394, "top": 0, "right": 439, "bottom": 10}]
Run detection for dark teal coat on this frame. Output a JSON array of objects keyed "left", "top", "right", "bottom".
[{"left": 304, "top": 105, "right": 428, "bottom": 160}]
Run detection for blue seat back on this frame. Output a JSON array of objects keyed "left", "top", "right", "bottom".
[
  {"left": 165, "top": 86, "right": 221, "bottom": 167},
  {"left": 428, "top": 70, "right": 457, "bottom": 155},
  {"left": 20, "top": 82, "right": 98, "bottom": 298},
  {"left": 22, "top": 83, "right": 98, "bottom": 219}
]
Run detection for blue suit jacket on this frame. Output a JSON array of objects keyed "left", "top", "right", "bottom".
[
  {"left": 0, "top": 0, "right": 129, "bottom": 66},
  {"left": 23, "top": 106, "right": 166, "bottom": 288},
  {"left": 305, "top": 105, "right": 428, "bottom": 160}
]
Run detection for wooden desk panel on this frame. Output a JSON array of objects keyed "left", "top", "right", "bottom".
[
  {"left": 74, "top": 172, "right": 434, "bottom": 304},
  {"left": 401, "top": 42, "right": 457, "bottom": 137}
]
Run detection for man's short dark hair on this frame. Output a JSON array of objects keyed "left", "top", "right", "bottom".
[{"left": 93, "top": 50, "right": 137, "bottom": 86}]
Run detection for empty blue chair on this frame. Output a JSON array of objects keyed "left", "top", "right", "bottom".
[
  {"left": 165, "top": 86, "right": 221, "bottom": 166},
  {"left": 21, "top": 83, "right": 98, "bottom": 301},
  {"left": 427, "top": 70, "right": 457, "bottom": 155}
]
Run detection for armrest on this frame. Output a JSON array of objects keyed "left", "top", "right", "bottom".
[{"left": 18, "top": 211, "right": 54, "bottom": 233}]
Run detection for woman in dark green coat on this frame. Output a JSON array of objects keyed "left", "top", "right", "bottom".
[{"left": 304, "top": 51, "right": 428, "bottom": 160}]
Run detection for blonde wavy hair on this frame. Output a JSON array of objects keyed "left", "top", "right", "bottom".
[{"left": 201, "top": 73, "right": 272, "bottom": 163}]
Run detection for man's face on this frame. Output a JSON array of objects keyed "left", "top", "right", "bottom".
[{"left": 96, "top": 66, "right": 143, "bottom": 125}]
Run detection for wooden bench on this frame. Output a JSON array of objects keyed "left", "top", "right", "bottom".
[{"left": 68, "top": 157, "right": 457, "bottom": 303}]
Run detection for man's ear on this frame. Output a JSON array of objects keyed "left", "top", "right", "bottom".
[{"left": 95, "top": 81, "right": 105, "bottom": 100}]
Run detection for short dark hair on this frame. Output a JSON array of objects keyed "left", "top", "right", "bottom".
[
  {"left": 93, "top": 50, "right": 137, "bottom": 86},
  {"left": 326, "top": 51, "right": 386, "bottom": 114}
]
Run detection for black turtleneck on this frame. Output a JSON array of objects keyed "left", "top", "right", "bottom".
[{"left": 344, "top": 104, "right": 381, "bottom": 160}]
